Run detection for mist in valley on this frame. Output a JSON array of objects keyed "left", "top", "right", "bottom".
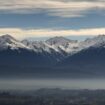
[{"left": 0, "top": 78, "right": 105, "bottom": 90}]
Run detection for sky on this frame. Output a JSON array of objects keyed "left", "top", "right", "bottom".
[{"left": 0, "top": 0, "right": 105, "bottom": 40}]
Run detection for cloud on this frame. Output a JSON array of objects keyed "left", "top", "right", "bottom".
[
  {"left": 0, "top": 28, "right": 105, "bottom": 39},
  {"left": 0, "top": 0, "right": 105, "bottom": 17}
]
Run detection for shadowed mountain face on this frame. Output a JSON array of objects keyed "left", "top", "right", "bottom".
[
  {"left": 57, "top": 47, "right": 105, "bottom": 73},
  {"left": 0, "top": 48, "right": 57, "bottom": 67},
  {"left": 0, "top": 34, "right": 105, "bottom": 78}
]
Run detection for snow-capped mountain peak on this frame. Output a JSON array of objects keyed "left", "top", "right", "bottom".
[
  {"left": 0, "top": 34, "right": 18, "bottom": 42},
  {"left": 80, "top": 35, "right": 105, "bottom": 49},
  {"left": 45, "top": 36, "right": 79, "bottom": 53},
  {"left": 0, "top": 34, "right": 30, "bottom": 50},
  {"left": 46, "top": 36, "right": 77, "bottom": 46}
]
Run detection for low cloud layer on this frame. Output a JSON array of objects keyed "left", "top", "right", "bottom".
[
  {"left": 0, "top": 0, "right": 105, "bottom": 17},
  {"left": 0, "top": 28, "right": 105, "bottom": 39}
]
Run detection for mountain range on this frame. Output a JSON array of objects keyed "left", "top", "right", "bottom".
[{"left": 0, "top": 34, "right": 105, "bottom": 78}]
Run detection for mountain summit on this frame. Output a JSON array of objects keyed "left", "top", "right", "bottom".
[
  {"left": 46, "top": 36, "right": 76, "bottom": 46},
  {"left": 0, "top": 34, "right": 30, "bottom": 50},
  {"left": 80, "top": 35, "right": 105, "bottom": 48}
]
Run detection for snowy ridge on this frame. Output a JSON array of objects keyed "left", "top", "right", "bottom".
[
  {"left": 79, "top": 35, "right": 105, "bottom": 49},
  {"left": 22, "top": 40, "right": 59, "bottom": 53},
  {"left": 0, "top": 34, "right": 31, "bottom": 50},
  {"left": 46, "top": 36, "right": 79, "bottom": 53},
  {"left": 21, "top": 35, "right": 105, "bottom": 55},
  {"left": 0, "top": 34, "right": 105, "bottom": 55},
  {"left": 22, "top": 36, "right": 80, "bottom": 54}
]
